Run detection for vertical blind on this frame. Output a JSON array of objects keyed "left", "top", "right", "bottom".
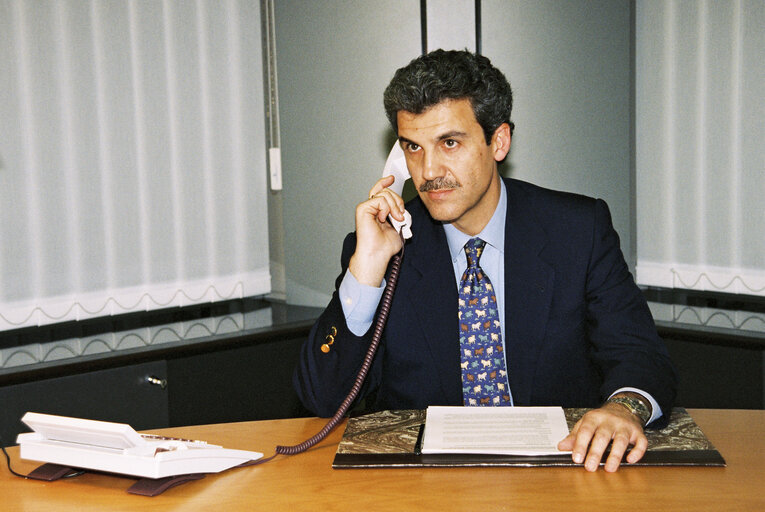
[
  {"left": 635, "top": 0, "right": 765, "bottom": 296},
  {"left": 0, "top": 0, "right": 270, "bottom": 331}
]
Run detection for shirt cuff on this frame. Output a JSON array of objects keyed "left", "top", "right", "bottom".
[
  {"left": 339, "top": 269, "right": 386, "bottom": 336},
  {"left": 609, "top": 387, "right": 663, "bottom": 425}
]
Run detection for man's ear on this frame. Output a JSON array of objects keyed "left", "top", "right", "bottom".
[{"left": 491, "top": 123, "right": 511, "bottom": 162}]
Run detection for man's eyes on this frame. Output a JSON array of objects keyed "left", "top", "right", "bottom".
[{"left": 403, "top": 139, "right": 458, "bottom": 152}]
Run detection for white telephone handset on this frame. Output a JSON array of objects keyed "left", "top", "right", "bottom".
[{"left": 382, "top": 143, "right": 413, "bottom": 239}]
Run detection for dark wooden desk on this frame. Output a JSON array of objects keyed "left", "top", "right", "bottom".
[{"left": 2, "top": 409, "right": 764, "bottom": 511}]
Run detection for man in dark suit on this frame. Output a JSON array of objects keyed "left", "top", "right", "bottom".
[{"left": 294, "top": 50, "right": 676, "bottom": 472}]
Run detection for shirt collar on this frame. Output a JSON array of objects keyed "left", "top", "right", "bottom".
[{"left": 444, "top": 178, "right": 507, "bottom": 262}]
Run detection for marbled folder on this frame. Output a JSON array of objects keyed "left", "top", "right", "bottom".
[{"left": 332, "top": 408, "right": 725, "bottom": 468}]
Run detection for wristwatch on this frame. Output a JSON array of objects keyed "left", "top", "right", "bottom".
[{"left": 607, "top": 395, "right": 651, "bottom": 426}]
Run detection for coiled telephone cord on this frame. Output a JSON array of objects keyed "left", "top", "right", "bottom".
[{"left": 275, "top": 233, "right": 405, "bottom": 456}]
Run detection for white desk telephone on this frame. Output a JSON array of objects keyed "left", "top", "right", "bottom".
[
  {"left": 382, "top": 143, "right": 413, "bottom": 240},
  {"left": 16, "top": 412, "right": 263, "bottom": 479}
]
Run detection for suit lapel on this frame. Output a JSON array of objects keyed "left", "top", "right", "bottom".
[
  {"left": 504, "top": 180, "right": 554, "bottom": 405},
  {"left": 396, "top": 214, "right": 462, "bottom": 404},
  {"left": 395, "top": 180, "right": 556, "bottom": 406}
]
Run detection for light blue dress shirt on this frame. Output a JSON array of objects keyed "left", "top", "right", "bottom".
[{"left": 338, "top": 180, "right": 661, "bottom": 422}]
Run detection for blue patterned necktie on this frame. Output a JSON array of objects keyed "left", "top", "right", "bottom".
[{"left": 458, "top": 238, "right": 511, "bottom": 406}]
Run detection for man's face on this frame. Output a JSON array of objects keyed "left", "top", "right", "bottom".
[{"left": 397, "top": 98, "right": 510, "bottom": 235}]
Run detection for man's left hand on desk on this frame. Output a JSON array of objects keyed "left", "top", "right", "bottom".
[{"left": 557, "top": 402, "right": 648, "bottom": 472}]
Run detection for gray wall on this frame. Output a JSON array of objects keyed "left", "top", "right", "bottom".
[
  {"left": 273, "top": 0, "right": 421, "bottom": 306},
  {"left": 274, "top": 1, "right": 635, "bottom": 307},
  {"left": 484, "top": 0, "right": 634, "bottom": 268}
]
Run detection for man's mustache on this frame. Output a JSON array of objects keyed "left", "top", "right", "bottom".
[{"left": 419, "top": 177, "right": 461, "bottom": 192}]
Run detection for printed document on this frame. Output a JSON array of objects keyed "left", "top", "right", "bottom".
[{"left": 421, "top": 406, "right": 571, "bottom": 456}]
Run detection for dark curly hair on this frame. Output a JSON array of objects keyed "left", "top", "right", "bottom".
[{"left": 383, "top": 49, "right": 514, "bottom": 144}]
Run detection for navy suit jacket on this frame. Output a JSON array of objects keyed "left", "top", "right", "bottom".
[{"left": 294, "top": 178, "right": 676, "bottom": 420}]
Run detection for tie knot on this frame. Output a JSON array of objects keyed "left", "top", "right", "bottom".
[{"left": 464, "top": 238, "right": 486, "bottom": 268}]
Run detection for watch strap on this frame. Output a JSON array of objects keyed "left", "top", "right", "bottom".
[{"left": 607, "top": 395, "right": 651, "bottom": 426}]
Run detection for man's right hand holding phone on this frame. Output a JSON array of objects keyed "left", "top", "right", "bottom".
[{"left": 348, "top": 175, "right": 407, "bottom": 288}]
